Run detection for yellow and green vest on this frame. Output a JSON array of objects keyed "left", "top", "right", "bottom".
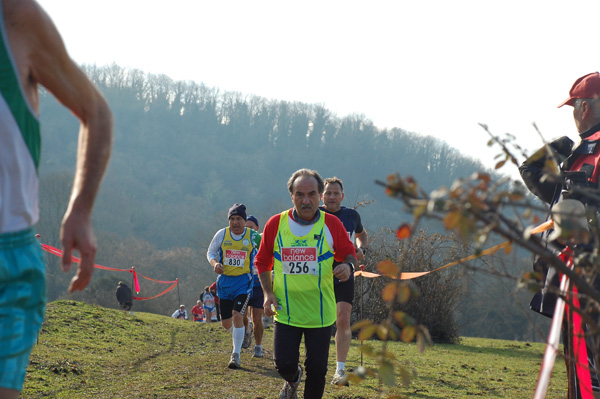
[{"left": 273, "top": 210, "right": 336, "bottom": 328}]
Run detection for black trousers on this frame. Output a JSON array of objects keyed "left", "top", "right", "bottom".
[{"left": 273, "top": 321, "right": 333, "bottom": 399}]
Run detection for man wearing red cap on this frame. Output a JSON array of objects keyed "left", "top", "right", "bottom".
[{"left": 520, "top": 72, "right": 600, "bottom": 398}]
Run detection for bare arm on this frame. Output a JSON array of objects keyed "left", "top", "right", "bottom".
[
  {"left": 355, "top": 228, "right": 368, "bottom": 248},
  {"left": 354, "top": 228, "right": 368, "bottom": 261},
  {"left": 259, "top": 270, "right": 276, "bottom": 316},
  {"left": 333, "top": 254, "right": 358, "bottom": 282},
  {"left": 17, "top": 1, "right": 113, "bottom": 292}
]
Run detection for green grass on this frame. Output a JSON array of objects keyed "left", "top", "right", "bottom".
[{"left": 21, "top": 300, "right": 567, "bottom": 398}]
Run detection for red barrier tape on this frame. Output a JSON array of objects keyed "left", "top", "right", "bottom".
[
  {"left": 133, "top": 281, "right": 179, "bottom": 301},
  {"left": 138, "top": 274, "right": 178, "bottom": 284},
  {"left": 41, "top": 243, "right": 178, "bottom": 301},
  {"left": 41, "top": 244, "right": 131, "bottom": 272}
]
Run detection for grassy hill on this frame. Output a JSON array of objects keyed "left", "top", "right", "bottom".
[{"left": 21, "top": 301, "right": 567, "bottom": 398}]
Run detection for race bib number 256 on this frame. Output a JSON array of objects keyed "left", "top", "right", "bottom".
[{"left": 281, "top": 247, "right": 318, "bottom": 275}]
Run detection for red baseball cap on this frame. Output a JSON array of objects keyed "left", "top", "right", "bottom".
[{"left": 558, "top": 72, "right": 600, "bottom": 108}]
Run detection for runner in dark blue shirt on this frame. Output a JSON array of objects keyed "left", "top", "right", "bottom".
[{"left": 320, "top": 177, "right": 368, "bottom": 385}]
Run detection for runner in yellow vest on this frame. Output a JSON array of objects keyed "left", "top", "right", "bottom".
[
  {"left": 255, "top": 169, "right": 356, "bottom": 399},
  {"left": 207, "top": 203, "right": 261, "bottom": 369}
]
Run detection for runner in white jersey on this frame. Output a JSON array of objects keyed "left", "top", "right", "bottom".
[{"left": 0, "top": 1, "right": 113, "bottom": 397}]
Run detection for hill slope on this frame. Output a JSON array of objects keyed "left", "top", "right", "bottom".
[
  {"left": 35, "top": 64, "right": 542, "bottom": 342},
  {"left": 21, "top": 301, "right": 567, "bottom": 398}
]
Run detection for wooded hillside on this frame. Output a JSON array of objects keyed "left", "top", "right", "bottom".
[{"left": 37, "top": 64, "right": 544, "bottom": 340}]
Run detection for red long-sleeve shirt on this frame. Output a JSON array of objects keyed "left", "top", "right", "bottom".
[{"left": 255, "top": 209, "right": 356, "bottom": 274}]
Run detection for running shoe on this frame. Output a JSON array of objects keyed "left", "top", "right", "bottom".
[
  {"left": 279, "top": 365, "right": 302, "bottom": 399},
  {"left": 242, "top": 331, "right": 252, "bottom": 349},
  {"left": 331, "top": 369, "right": 348, "bottom": 386},
  {"left": 228, "top": 352, "right": 241, "bottom": 369}
]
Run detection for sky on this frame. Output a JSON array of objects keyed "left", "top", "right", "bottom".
[{"left": 37, "top": 0, "right": 600, "bottom": 174}]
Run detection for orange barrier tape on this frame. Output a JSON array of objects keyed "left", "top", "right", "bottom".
[
  {"left": 354, "top": 271, "right": 382, "bottom": 278},
  {"left": 400, "top": 241, "right": 510, "bottom": 280},
  {"left": 353, "top": 220, "right": 554, "bottom": 281},
  {"left": 528, "top": 219, "right": 554, "bottom": 235}
]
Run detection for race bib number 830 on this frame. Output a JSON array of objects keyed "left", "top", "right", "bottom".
[
  {"left": 281, "top": 247, "right": 318, "bottom": 275},
  {"left": 224, "top": 249, "right": 247, "bottom": 267}
]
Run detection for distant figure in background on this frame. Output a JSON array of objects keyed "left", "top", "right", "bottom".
[
  {"left": 191, "top": 300, "right": 205, "bottom": 322},
  {"left": 115, "top": 281, "right": 133, "bottom": 311},
  {"left": 0, "top": 0, "right": 113, "bottom": 397},
  {"left": 209, "top": 281, "right": 221, "bottom": 321},
  {"left": 172, "top": 305, "right": 188, "bottom": 320},
  {"left": 202, "top": 286, "right": 215, "bottom": 323}
]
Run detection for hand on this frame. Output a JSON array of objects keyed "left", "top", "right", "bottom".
[
  {"left": 213, "top": 262, "right": 224, "bottom": 274},
  {"left": 549, "top": 136, "right": 574, "bottom": 159},
  {"left": 60, "top": 209, "right": 97, "bottom": 293},
  {"left": 333, "top": 263, "right": 351, "bottom": 282},
  {"left": 355, "top": 247, "right": 365, "bottom": 262},
  {"left": 263, "top": 292, "right": 277, "bottom": 317}
]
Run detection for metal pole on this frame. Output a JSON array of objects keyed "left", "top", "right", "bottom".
[
  {"left": 360, "top": 265, "right": 364, "bottom": 366},
  {"left": 176, "top": 278, "right": 181, "bottom": 306}
]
